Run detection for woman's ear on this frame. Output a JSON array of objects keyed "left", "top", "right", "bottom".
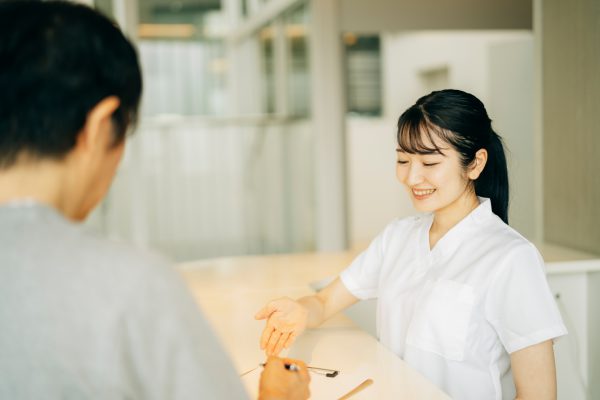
[{"left": 468, "top": 149, "right": 488, "bottom": 180}]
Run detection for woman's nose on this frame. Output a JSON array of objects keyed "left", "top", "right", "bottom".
[{"left": 404, "top": 163, "right": 423, "bottom": 186}]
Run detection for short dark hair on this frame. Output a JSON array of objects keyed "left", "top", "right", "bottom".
[
  {"left": 0, "top": 0, "right": 142, "bottom": 168},
  {"left": 397, "top": 89, "right": 510, "bottom": 224}
]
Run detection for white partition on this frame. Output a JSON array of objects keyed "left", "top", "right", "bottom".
[{"left": 86, "top": 117, "right": 315, "bottom": 261}]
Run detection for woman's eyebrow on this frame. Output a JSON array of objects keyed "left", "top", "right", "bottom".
[
  {"left": 418, "top": 147, "right": 450, "bottom": 156},
  {"left": 395, "top": 148, "right": 448, "bottom": 155}
]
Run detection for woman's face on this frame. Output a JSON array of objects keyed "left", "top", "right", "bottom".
[{"left": 396, "top": 133, "right": 473, "bottom": 214}]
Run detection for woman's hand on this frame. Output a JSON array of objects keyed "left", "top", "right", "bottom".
[{"left": 255, "top": 297, "right": 309, "bottom": 355}]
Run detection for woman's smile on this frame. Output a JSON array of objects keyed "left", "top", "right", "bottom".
[{"left": 411, "top": 187, "right": 436, "bottom": 200}]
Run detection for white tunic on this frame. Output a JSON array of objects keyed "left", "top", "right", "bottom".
[{"left": 340, "top": 198, "right": 567, "bottom": 400}]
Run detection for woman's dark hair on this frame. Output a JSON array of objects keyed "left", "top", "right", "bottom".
[
  {"left": 0, "top": 0, "right": 143, "bottom": 168},
  {"left": 396, "top": 89, "right": 509, "bottom": 223}
]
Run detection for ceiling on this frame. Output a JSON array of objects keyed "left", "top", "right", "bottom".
[
  {"left": 340, "top": 0, "right": 532, "bottom": 32},
  {"left": 138, "top": 0, "right": 221, "bottom": 22}
]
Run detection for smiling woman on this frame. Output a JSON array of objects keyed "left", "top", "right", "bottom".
[
  {"left": 255, "top": 89, "right": 567, "bottom": 400},
  {"left": 396, "top": 89, "right": 508, "bottom": 225}
]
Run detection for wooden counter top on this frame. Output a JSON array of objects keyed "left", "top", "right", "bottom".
[{"left": 178, "top": 252, "right": 450, "bottom": 400}]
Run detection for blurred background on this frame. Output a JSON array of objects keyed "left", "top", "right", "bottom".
[
  {"left": 76, "top": 0, "right": 598, "bottom": 398},
  {"left": 83, "top": 0, "right": 599, "bottom": 263}
]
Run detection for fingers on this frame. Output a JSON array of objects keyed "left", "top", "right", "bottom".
[
  {"left": 257, "top": 297, "right": 305, "bottom": 354},
  {"left": 262, "top": 326, "right": 294, "bottom": 355},
  {"left": 262, "top": 355, "right": 284, "bottom": 371},
  {"left": 272, "top": 332, "right": 291, "bottom": 356},
  {"left": 283, "top": 331, "right": 297, "bottom": 349},
  {"left": 259, "top": 356, "right": 311, "bottom": 400},
  {"left": 279, "top": 356, "right": 311, "bottom": 384},
  {"left": 260, "top": 325, "right": 275, "bottom": 350},
  {"left": 266, "top": 330, "right": 283, "bottom": 356},
  {"left": 279, "top": 356, "right": 307, "bottom": 371},
  {"left": 265, "top": 356, "right": 310, "bottom": 383}
]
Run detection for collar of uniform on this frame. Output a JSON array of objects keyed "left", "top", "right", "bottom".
[
  {"left": 470, "top": 196, "right": 494, "bottom": 223},
  {"left": 423, "top": 197, "right": 494, "bottom": 260}
]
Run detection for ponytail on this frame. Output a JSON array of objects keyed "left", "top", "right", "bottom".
[{"left": 475, "top": 130, "right": 509, "bottom": 224}]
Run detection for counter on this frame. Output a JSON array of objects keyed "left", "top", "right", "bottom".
[{"left": 179, "top": 253, "right": 450, "bottom": 399}]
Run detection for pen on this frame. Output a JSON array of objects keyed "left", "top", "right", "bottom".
[
  {"left": 240, "top": 363, "right": 339, "bottom": 378},
  {"left": 260, "top": 363, "right": 338, "bottom": 377},
  {"left": 259, "top": 362, "right": 299, "bottom": 371}
]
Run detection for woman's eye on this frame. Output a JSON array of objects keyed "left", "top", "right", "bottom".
[
  {"left": 423, "top": 162, "right": 439, "bottom": 167},
  {"left": 397, "top": 160, "right": 408, "bottom": 164}
]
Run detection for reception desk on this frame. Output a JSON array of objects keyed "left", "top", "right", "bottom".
[{"left": 178, "top": 253, "right": 450, "bottom": 399}]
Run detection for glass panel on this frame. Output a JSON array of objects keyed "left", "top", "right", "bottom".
[
  {"left": 240, "top": 0, "right": 249, "bottom": 17},
  {"left": 98, "top": 119, "right": 315, "bottom": 261},
  {"left": 285, "top": 3, "right": 310, "bottom": 117},
  {"left": 344, "top": 34, "right": 382, "bottom": 116},
  {"left": 138, "top": 40, "right": 226, "bottom": 116},
  {"left": 87, "top": 1, "right": 317, "bottom": 260},
  {"left": 137, "top": 0, "right": 220, "bottom": 41},
  {"left": 260, "top": 25, "right": 276, "bottom": 114},
  {"left": 135, "top": 0, "right": 227, "bottom": 116}
]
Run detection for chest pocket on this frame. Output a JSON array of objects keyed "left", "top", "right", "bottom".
[{"left": 406, "top": 279, "right": 475, "bottom": 361}]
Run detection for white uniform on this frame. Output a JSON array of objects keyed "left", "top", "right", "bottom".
[{"left": 340, "top": 198, "right": 567, "bottom": 400}]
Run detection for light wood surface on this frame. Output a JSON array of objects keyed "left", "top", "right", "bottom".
[{"left": 178, "top": 252, "right": 451, "bottom": 399}]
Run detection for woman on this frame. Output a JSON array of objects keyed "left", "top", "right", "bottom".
[{"left": 255, "top": 89, "right": 566, "bottom": 400}]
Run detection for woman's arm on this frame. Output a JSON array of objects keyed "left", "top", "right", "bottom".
[
  {"left": 299, "top": 277, "right": 360, "bottom": 328},
  {"left": 510, "top": 340, "right": 557, "bottom": 400},
  {"left": 255, "top": 277, "right": 359, "bottom": 355}
]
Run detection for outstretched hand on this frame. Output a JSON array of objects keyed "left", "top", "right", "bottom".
[{"left": 255, "top": 297, "right": 309, "bottom": 355}]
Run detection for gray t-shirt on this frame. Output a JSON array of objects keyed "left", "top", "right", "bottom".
[{"left": 0, "top": 202, "right": 249, "bottom": 399}]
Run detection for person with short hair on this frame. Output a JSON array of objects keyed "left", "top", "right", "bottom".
[{"left": 0, "top": 2, "right": 309, "bottom": 399}]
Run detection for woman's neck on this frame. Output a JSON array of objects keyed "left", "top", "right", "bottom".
[{"left": 429, "top": 189, "right": 480, "bottom": 249}]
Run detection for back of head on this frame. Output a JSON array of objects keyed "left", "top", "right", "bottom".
[
  {"left": 397, "top": 89, "right": 510, "bottom": 223},
  {"left": 0, "top": 0, "right": 142, "bottom": 168}
]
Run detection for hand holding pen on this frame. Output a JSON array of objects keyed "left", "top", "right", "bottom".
[{"left": 258, "top": 356, "right": 311, "bottom": 400}]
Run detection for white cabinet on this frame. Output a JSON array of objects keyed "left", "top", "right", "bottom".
[{"left": 547, "top": 260, "right": 600, "bottom": 400}]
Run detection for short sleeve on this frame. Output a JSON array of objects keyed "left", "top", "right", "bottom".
[
  {"left": 484, "top": 243, "right": 567, "bottom": 354},
  {"left": 340, "top": 221, "right": 396, "bottom": 300}
]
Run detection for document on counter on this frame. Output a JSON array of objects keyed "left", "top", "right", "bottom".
[{"left": 240, "top": 364, "right": 375, "bottom": 400}]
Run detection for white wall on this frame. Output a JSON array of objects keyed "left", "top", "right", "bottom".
[
  {"left": 346, "top": 31, "right": 536, "bottom": 247},
  {"left": 346, "top": 118, "right": 410, "bottom": 246},
  {"left": 487, "top": 37, "right": 535, "bottom": 239},
  {"left": 382, "top": 31, "right": 493, "bottom": 119}
]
